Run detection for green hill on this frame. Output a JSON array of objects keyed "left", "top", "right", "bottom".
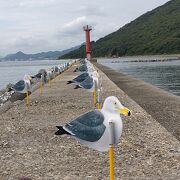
[{"left": 61, "top": 0, "right": 180, "bottom": 59}]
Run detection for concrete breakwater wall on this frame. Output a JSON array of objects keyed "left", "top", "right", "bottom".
[
  {"left": 0, "top": 63, "right": 179, "bottom": 179},
  {"left": 95, "top": 63, "right": 180, "bottom": 141}
]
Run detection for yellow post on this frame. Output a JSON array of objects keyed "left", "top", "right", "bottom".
[
  {"left": 109, "top": 121, "right": 115, "bottom": 180},
  {"left": 109, "top": 145, "right": 114, "bottom": 180},
  {"left": 26, "top": 88, "right": 29, "bottom": 106},
  {"left": 93, "top": 88, "right": 97, "bottom": 107},
  {"left": 48, "top": 79, "right": 51, "bottom": 87},
  {"left": 97, "top": 103, "right": 101, "bottom": 109},
  {"left": 40, "top": 79, "right": 43, "bottom": 95},
  {"left": 96, "top": 87, "right": 101, "bottom": 109}
]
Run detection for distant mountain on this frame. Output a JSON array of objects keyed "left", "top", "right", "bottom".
[
  {"left": 62, "top": 0, "right": 180, "bottom": 58},
  {"left": 1, "top": 45, "right": 80, "bottom": 61}
]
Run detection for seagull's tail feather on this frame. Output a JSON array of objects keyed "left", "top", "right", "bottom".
[
  {"left": 7, "top": 87, "right": 13, "bottom": 92},
  {"left": 67, "top": 80, "right": 73, "bottom": 84},
  {"left": 74, "top": 85, "right": 81, "bottom": 89},
  {"left": 55, "top": 126, "right": 71, "bottom": 135}
]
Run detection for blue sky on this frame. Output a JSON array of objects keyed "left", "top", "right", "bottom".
[{"left": 0, "top": 0, "right": 170, "bottom": 56}]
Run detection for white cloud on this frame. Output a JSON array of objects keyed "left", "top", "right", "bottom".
[
  {"left": 0, "top": 0, "right": 170, "bottom": 56},
  {"left": 59, "top": 16, "right": 96, "bottom": 36},
  {"left": 19, "top": 0, "right": 58, "bottom": 7},
  {"left": 63, "top": 16, "right": 88, "bottom": 30},
  {"left": 74, "top": 5, "right": 106, "bottom": 17}
]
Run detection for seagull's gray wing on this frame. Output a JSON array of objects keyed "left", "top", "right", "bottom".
[
  {"left": 79, "top": 76, "right": 93, "bottom": 89},
  {"left": 64, "top": 110, "right": 106, "bottom": 142},
  {"left": 78, "top": 65, "right": 87, "bottom": 72},
  {"left": 13, "top": 80, "right": 25, "bottom": 92},
  {"left": 73, "top": 73, "right": 89, "bottom": 83},
  {"left": 33, "top": 73, "right": 42, "bottom": 79},
  {"left": 38, "top": 69, "right": 47, "bottom": 76},
  {"left": 54, "top": 66, "right": 59, "bottom": 72}
]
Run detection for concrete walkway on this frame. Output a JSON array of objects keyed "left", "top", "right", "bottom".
[
  {"left": 95, "top": 63, "right": 180, "bottom": 141},
  {"left": 0, "top": 63, "right": 180, "bottom": 179}
]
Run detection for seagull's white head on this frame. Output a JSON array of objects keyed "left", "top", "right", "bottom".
[
  {"left": 24, "top": 74, "right": 32, "bottom": 81},
  {"left": 92, "top": 71, "right": 99, "bottom": 78},
  {"left": 102, "top": 96, "right": 131, "bottom": 116}
]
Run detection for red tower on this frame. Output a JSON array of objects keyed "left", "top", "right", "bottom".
[{"left": 83, "top": 25, "right": 92, "bottom": 61}]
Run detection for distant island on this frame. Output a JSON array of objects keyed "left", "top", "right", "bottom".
[
  {"left": 0, "top": 45, "right": 81, "bottom": 61},
  {"left": 61, "top": 0, "right": 180, "bottom": 59}
]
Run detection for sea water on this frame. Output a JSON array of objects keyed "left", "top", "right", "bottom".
[
  {"left": 0, "top": 59, "right": 69, "bottom": 90},
  {"left": 98, "top": 57, "right": 180, "bottom": 96}
]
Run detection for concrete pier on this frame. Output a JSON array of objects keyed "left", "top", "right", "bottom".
[
  {"left": 0, "top": 63, "right": 180, "bottom": 179},
  {"left": 95, "top": 63, "right": 180, "bottom": 141}
]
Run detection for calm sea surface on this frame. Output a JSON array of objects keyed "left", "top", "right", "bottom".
[
  {"left": 0, "top": 59, "right": 69, "bottom": 90},
  {"left": 98, "top": 58, "right": 180, "bottom": 96}
]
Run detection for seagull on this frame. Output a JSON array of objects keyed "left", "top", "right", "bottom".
[
  {"left": 31, "top": 69, "right": 47, "bottom": 79},
  {"left": 32, "top": 69, "right": 47, "bottom": 82},
  {"left": 74, "top": 71, "right": 99, "bottom": 92},
  {"left": 58, "top": 65, "right": 64, "bottom": 73},
  {"left": 67, "top": 72, "right": 89, "bottom": 84},
  {"left": 74, "top": 64, "right": 88, "bottom": 72},
  {"left": 9, "top": 74, "right": 32, "bottom": 94},
  {"left": 67, "top": 63, "right": 97, "bottom": 85},
  {"left": 55, "top": 96, "right": 131, "bottom": 152},
  {"left": 79, "top": 58, "right": 87, "bottom": 65},
  {"left": 54, "top": 66, "right": 59, "bottom": 73},
  {"left": 46, "top": 68, "right": 54, "bottom": 82},
  {"left": 74, "top": 58, "right": 95, "bottom": 72}
]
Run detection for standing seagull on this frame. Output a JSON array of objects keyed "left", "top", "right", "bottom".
[
  {"left": 55, "top": 96, "right": 131, "bottom": 152},
  {"left": 10, "top": 74, "right": 32, "bottom": 94},
  {"left": 74, "top": 71, "right": 99, "bottom": 92},
  {"left": 67, "top": 72, "right": 89, "bottom": 84},
  {"left": 74, "top": 64, "right": 88, "bottom": 72}
]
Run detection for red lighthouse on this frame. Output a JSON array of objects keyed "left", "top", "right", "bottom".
[{"left": 83, "top": 25, "right": 92, "bottom": 61}]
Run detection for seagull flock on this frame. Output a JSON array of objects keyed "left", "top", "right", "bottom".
[
  {"left": 1, "top": 57, "right": 131, "bottom": 153},
  {"left": 9, "top": 61, "right": 74, "bottom": 94},
  {"left": 0, "top": 61, "right": 75, "bottom": 106},
  {"left": 68, "top": 59, "right": 100, "bottom": 92},
  {"left": 55, "top": 59, "right": 131, "bottom": 152}
]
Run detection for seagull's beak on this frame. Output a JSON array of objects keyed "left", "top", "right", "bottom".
[{"left": 117, "top": 107, "right": 131, "bottom": 116}]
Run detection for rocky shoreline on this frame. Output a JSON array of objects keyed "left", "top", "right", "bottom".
[{"left": 110, "top": 55, "right": 180, "bottom": 63}]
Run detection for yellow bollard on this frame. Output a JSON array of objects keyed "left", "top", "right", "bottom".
[
  {"left": 48, "top": 79, "right": 51, "bottom": 87},
  {"left": 40, "top": 79, "right": 43, "bottom": 95},
  {"left": 26, "top": 88, "right": 29, "bottom": 106},
  {"left": 97, "top": 103, "right": 101, "bottom": 109},
  {"left": 109, "top": 145, "right": 115, "bottom": 180},
  {"left": 93, "top": 89, "right": 97, "bottom": 107},
  {"left": 109, "top": 121, "right": 115, "bottom": 180}
]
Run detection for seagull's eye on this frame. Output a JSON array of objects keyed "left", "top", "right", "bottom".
[{"left": 114, "top": 102, "right": 117, "bottom": 105}]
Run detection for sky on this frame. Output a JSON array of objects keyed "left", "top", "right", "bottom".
[{"left": 0, "top": 0, "right": 170, "bottom": 56}]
